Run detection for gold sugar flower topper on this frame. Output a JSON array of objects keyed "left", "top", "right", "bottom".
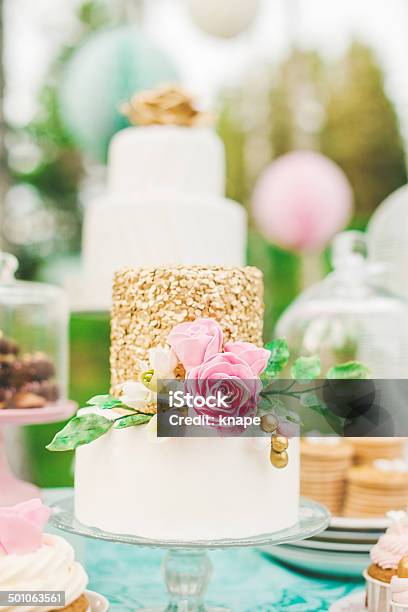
[{"left": 121, "top": 84, "right": 213, "bottom": 128}]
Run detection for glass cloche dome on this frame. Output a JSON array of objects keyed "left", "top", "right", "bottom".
[
  {"left": 276, "top": 231, "right": 408, "bottom": 378},
  {"left": 368, "top": 184, "right": 408, "bottom": 299},
  {"left": 0, "top": 252, "right": 68, "bottom": 409}
]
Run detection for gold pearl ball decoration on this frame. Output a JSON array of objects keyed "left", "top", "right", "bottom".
[
  {"left": 271, "top": 435, "right": 289, "bottom": 453},
  {"left": 398, "top": 556, "right": 408, "bottom": 578},
  {"left": 260, "top": 414, "right": 278, "bottom": 433},
  {"left": 270, "top": 449, "right": 289, "bottom": 469},
  {"left": 270, "top": 434, "right": 289, "bottom": 468}
]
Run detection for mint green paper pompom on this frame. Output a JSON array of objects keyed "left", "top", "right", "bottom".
[{"left": 59, "top": 25, "right": 179, "bottom": 161}]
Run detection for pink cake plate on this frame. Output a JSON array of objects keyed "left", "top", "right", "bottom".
[{"left": 0, "top": 400, "right": 77, "bottom": 506}]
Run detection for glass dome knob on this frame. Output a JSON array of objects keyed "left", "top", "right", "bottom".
[
  {"left": 331, "top": 230, "right": 368, "bottom": 270},
  {"left": 0, "top": 252, "right": 18, "bottom": 282}
]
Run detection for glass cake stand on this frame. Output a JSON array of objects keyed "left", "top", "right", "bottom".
[{"left": 51, "top": 496, "right": 330, "bottom": 612}]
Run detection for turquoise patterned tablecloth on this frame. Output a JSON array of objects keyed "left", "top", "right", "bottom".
[{"left": 45, "top": 490, "right": 363, "bottom": 611}]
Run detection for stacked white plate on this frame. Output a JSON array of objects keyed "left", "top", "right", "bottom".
[{"left": 262, "top": 516, "right": 389, "bottom": 577}]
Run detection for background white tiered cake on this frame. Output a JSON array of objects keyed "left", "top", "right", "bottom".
[{"left": 79, "top": 87, "right": 247, "bottom": 310}]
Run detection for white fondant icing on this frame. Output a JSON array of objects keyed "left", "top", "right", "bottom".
[
  {"left": 80, "top": 196, "right": 246, "bottom": 310},
  {"left": 71, "top": 125, "right": 247, "bottom": 310},
  {"left": 108, "top": 126, "right": 225, "bottom": 198},
  {"left": 75, "top": 426, "right": 300, "bottom": 540}
]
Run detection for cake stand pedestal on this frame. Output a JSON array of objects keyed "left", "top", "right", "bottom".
[
  {"left": 0, "top": 401, "right": 77, "bottom": 505},
  {"left": 51, "top": 496, "right": 330, "bottom": 611}
]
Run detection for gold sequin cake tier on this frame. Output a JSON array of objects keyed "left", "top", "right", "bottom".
[{"left": 110, "top": 265, "right": 264, "bottom": 400}]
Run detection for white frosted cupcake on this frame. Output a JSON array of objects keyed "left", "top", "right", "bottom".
[
  {"left": 0, "top": 499, "right": 89, "bottom": 611},
  {"left": 391, "top": 556, "right": 408, "bottom": 611},
  {"left": 365, "top": 512, "right": 408, "bottom": 612}
]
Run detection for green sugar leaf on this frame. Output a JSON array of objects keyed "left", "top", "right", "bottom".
[
  {"left": 114, "top": 414, "right": 152, "bottom": 429},
  {"left": 262, "top": 339, "right": 290, "bottom": 379},
  {"left": 291, "top": 356, "right": 321, "bottom": 380},
  {"left": 300, "top": 391, "right": 322, "bottom": 408},
  {"left": 46, "top": 414, "right": 114, "bottom": 451},
  {"left": 326, "top": 361, "right": 370, "bottom": 380},
  {"left": 87, "top": 394, "right": 123, "bottom": 409}
]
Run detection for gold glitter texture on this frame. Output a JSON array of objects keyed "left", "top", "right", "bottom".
[{"left": 110, "top": 266, "right": 264, "bottom": 402}]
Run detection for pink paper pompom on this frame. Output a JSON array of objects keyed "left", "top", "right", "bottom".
[{"left": 252, "top": 151, "right": 353, "bottom": 252}]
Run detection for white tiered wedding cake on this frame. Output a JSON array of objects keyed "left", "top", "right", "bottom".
[{"left": 80, "top": 87, "right": 246, "bottom": 310}]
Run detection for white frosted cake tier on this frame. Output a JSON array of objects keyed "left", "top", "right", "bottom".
[
  {"left": 108, "top": 126, "right": 225, "bottom": 198},
  {"left": 81, "top": 196, "right": 246, "bottom": 310},
  {"left": 68, "top": 116, "right": 248, "bottom": 310},
  {"left": 75, "top": 427, "right": 300, "bottom": 540}
]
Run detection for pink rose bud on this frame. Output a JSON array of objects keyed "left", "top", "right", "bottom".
[
  {"left": 167, "top": 318, "right": 223, "bottom": 371},
  {"left": 224, "top": 341, "right": 270, "bottom": 376},
  {"left": 0, "top": 498, "right": 51, "bottom": 555}
]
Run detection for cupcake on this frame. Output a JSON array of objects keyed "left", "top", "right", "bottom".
[
  {"left": 391, "top": 556, "right": 408, "bottom": 611},
  {"left": 0, "top": 499, "right": 89, "bottom": 611},
  {"left": 364, "top": 512, "right": 408, "bottom": 612}
]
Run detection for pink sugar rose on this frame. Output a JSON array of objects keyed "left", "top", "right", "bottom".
[
  {"left": 185, "top": 352, "right": 261, "bottom": 430},
  {"left": 0, "top": 498, "right": 51, "bottom": 555},
  {"left": 224, "top": 341, "right": 270, "bottom": 376},
  {"left": 167, "top": 318, "right": 223, "bottom": 371}
]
